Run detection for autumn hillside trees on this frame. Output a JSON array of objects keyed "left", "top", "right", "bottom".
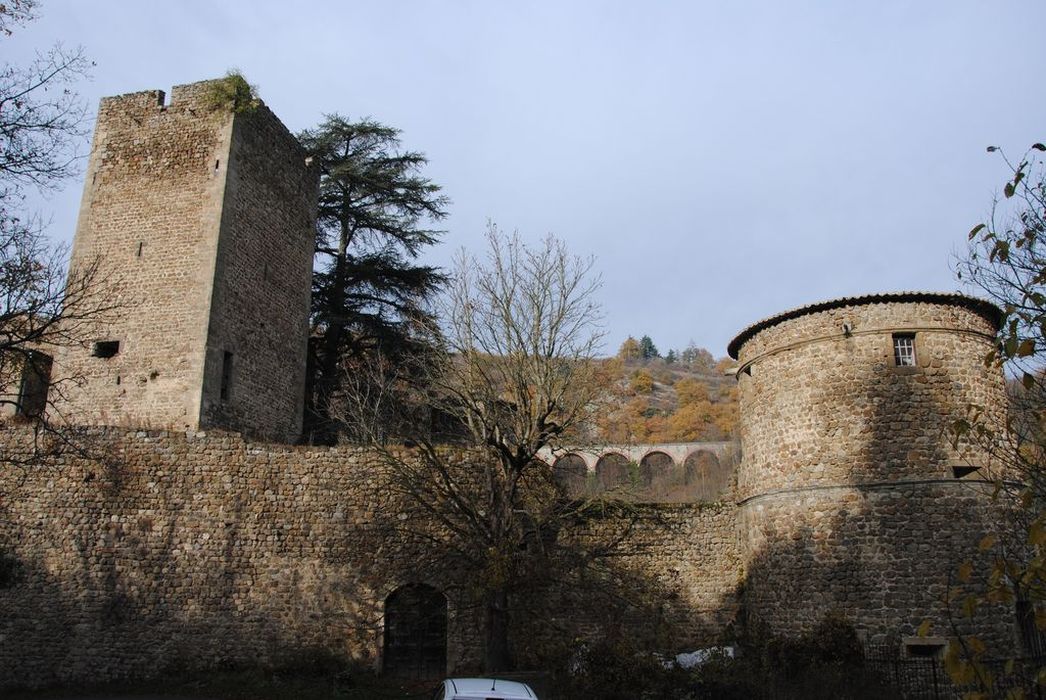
[{"left": 596, "top": 337, "right": 737, "bottom": 444}]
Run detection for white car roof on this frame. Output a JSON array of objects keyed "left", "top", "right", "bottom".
[{"left": 445, "top": 677, "right": 537, "bottom": 699}]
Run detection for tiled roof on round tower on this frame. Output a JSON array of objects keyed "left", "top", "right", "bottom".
[{"left": 728, "top": 291, "right": 1002, "bottom": 360}]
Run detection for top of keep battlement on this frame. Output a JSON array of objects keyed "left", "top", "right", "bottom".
[
  {"left": 99, "top": 79, "right": 231, "bottom": 111},
  {"left": 96, "top": 78, "right": 308, "bottom": 157}
]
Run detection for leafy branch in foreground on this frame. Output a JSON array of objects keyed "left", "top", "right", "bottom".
[{"left": 942, "top": 142, "right": 1046, "bottom": 695}]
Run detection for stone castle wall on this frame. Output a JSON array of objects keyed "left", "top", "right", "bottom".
[
  {"left": 0, "top": 75, "right": 1022, "bottom": 686},
  {"left": 516, "top": 501, "right": 741, "bottom": 661},
  {"left": 731, "top": 295, "right": 1014, "bottom": 648},
  {"left": 49, "top": 81, "right": 316, "bottom": 443},
  {"left": 199, "top": 94, "right": 317, "bottom": 441},
  {"left": 0, "top": 289, "right": 1019, "bottom": 686},
  {"left": 50, "top": 85, "right": 233, "bottom": 430},
  {"left": 0, "top": 429, "right": 740, "bottom": 688},
  {"left": 737, "top": 482, "right": 1009, "bottom": 647}
]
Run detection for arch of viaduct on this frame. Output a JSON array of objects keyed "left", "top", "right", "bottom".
[{"left": 536, "top": 441, "right": 735, "bottom": 472}]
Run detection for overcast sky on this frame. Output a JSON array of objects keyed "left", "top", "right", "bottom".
[{"left": 7, "top": 1, "right": 1046, "bottom": 358}]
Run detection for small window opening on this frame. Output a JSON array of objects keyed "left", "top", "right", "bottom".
[
  {"left": 904, "top": 637, "right": 945, "bottom": 658},
  {"left": 893, "top": 334, "right": 916, "bottom": 367},
  {"left": 136, "top": 241, "right": 143, "bottom": 258},
  {"left": 220, "top": 351, "right": 233, "bottom": 401},
  {"left": 952, "top": 466, "right": 981, "bottom": 479},
  {"left": 742, "top": 365, "right": 753, "bottom": 377},
  {"left": 907, "top": 643, "right": 944, "bottom": 658},
  {"left": 214, "top": 159, "right": 220, "bottom": 173},
  {"left": 92, "top": 341, "right": 120, "bottom": 359}
]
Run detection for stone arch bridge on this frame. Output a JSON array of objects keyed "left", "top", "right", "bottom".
[
  {"left": 537, "top": 442, "right": 737, "bottom": 501},
  {"left": 537, "top": 441, "right": 734, "bottom": 472}
]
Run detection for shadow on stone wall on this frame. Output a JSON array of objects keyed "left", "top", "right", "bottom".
[
  {"left": 736, "top": 357, "right": 1015, "bottom": 655},
  {"left": 0, "top": 432, "right": 742, "bottom": 689},
  {"left": 0, "top": 366, "right": 1017, "bottom": 693},
  {"left": 0, "top": 440, "right": 436, "bottom": 688},
  {"left": 508, "top": 502, "right": 740, "bottom": 668}
]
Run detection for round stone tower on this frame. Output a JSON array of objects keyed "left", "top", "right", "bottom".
[{"left": 728, "top": 292, "right": 1012, "bottom": 648}]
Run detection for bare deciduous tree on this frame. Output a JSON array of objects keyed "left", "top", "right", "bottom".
[
  {"left": 0, "top": 1, "right": 91, "bottom": 193},
  {"left": 0, "top": 218, "right": 118, "bottom": 467},
  {"left": 334, "top": 224, "right": 628, "bottom": 671},
  {"left": 0, "top": 1, "right": 117, "bottom": 469}
]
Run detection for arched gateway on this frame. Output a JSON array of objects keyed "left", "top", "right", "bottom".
[{"left": 383, "top": 583, "right": 447, "bottom": 678}]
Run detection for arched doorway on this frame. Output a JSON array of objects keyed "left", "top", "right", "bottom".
[{"left": 383, "top": 583, "right": 447, "bottom": 678}]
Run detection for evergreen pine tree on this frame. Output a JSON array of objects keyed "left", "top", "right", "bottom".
[
  {"left": 299, "top": 115, "right": 449, "bottom": 442},
  {"left": 639, "top": 335, "right": 659, "bottom": 360}
]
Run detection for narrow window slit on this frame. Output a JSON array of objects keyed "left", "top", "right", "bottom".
[{"left": 220, "top": 351, "right": 233, "bottom": 401}]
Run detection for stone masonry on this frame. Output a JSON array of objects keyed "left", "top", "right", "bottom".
[
  {"left": 48, "top": 80, "right": 317, "bottom": 443},
  {"left": 729, "top": 293, "right": 1015, "bottom": 649},
  {"left": 0, "top": 78, "right": 1023, "bottom": 687},
  {"left": 0, "top": 430, "right": 738, "bottom": 687}
]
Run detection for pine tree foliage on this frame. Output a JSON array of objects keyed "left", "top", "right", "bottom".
[
  {"left": 298, "top": 115, "right": 449, "bottom": 441},
  {"left": 639, "top": 335, "right": 659, "bottom": 360}
]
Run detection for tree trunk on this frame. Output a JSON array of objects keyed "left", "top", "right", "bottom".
[
  {"left": 484, "top": 587, "right": 512, "bottom": 673},
  {"left": 308, "top": 219, "right": 351, "bottom": 444}
]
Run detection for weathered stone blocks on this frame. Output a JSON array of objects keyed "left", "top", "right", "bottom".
[
  {"left": 0, "top": 428, "right": 739, "bottom": 688},
  {"left": 49, "top": 80, "right": 317, "bottom": 442},
  {"left": 729, "top": 293, "right": 1013, "bottom": 649}
]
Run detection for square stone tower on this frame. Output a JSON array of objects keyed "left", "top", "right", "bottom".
[{"left": 49, "top": 79, "right": 318, "bottom": 442}]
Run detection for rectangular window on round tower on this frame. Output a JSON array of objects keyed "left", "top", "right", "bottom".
[{"left": 893, "top": 334, "right": 916, "bottom": 367}]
